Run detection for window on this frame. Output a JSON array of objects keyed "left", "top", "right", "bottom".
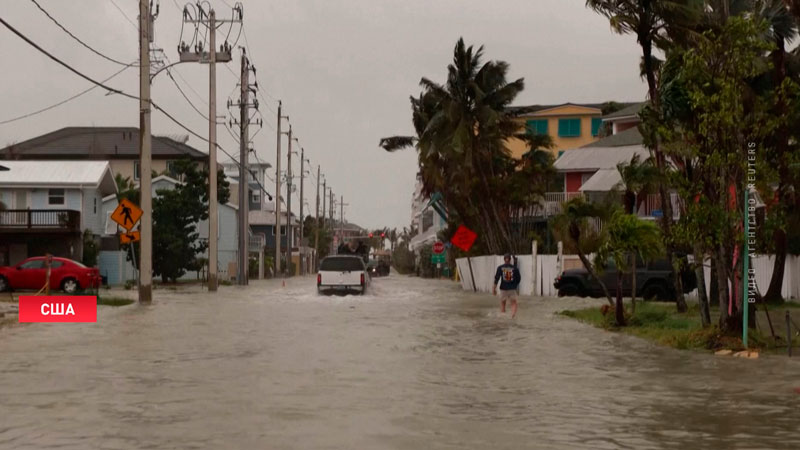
[
  {"left": 166, "top": 161, "right": 178, "bottom": 177},
  {"left": 272, "top": 226, "right": 287, "bottom": 236},
  {"left": 50, "top": 261, "right": 63, "bottom": 269},
  {"left": 591, "top": 118, "right": 603, "bottom": 136},
  {"left": 251, "top": 189, "right": 260, "bottom": 204},
  {"left": 134, "top": 161, "right": 141, "bottom": 180},
  {"left": 48, "top": 189, "right": 65, "bottom": 205},
  {"left": 558, "top": 118, "right": 581, "bottom": 137},
  {"left": 93, "top": 197, "right": 97, "bottom": 214},
  {"left": 422, "top": 210, "right": 433, "bottom": 232},
  {"left": 19, "top": 259, "right": 44, "bottom": 269},
  {"left": 320, "top": 257, "right": 365, "bottom": 272},
  {"left": 525, "top": 119, "right": 548, "bottom": 135}
]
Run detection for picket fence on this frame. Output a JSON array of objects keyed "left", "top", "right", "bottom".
[{"left": 456, "top": 253, "right": 800, "bottom": 300}]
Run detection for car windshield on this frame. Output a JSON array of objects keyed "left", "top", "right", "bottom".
[{"left": 320, "top": 257, "right": 364, "bottom": 272}]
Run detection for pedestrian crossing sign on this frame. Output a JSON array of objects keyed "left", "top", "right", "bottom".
[{"left": 111, "top": 198, "right": 142, "bottom": 231}]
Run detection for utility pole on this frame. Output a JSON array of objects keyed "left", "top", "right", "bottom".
[
  {"left": 179, "top": 3, "right": 238, "bottom": 291},
  {"left": 275, "top": 101, "right": 285, "bottom": 275},
  {"left": 284, "top": 126, "right": 296, "bottom": 276},
  {"left": 138, "top": 0, "right": 153, "bottom": 303},
  {"left": 340, "top": 195, "right": 348, "bottom": 242},
  {"left": 299, "top": 148, "right": 305, "bottom": 276},
  {"left": 234, "top": 49, "right": 257, "bottom": 285},
  {"left": 314, "top": 167, "right": 321, "bottom": 271}
]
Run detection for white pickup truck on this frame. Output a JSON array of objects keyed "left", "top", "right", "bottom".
[{"left": 317, "top": 255, "right": 369, "bottom": 295}]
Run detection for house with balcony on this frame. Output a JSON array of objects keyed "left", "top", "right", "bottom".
[
  {"left": 0, "top": 127, "right": 208, "bottom": 182},
  {"left": 220, "top": 159, "right": 273, "bottom": 211},
  {"left": 0, "top": 160, "right": 116, "bottom": 266},
  {"left": 408, "top": 176, "right": 447, "bottom": 254},
  {"left": 528, "top": 101, "right": 683, "bottom": 220}
]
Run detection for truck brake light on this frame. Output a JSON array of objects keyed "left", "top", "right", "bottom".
[
  {"left": 360, "top": 273, "right": 365, "bottom": 286},
  {"left": 317, "top": 274, "right": 321, "bottom": 285}
]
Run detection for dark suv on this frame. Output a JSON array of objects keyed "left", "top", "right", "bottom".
[{"left": 553, "top": 256, "right": 697, "bottom": 301}]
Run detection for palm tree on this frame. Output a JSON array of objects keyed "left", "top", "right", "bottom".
[
  {"left": 556, "top": 197, "right": 615, "bottom": 307},
  {"left": 380, "top": 38, "right": 542, "bottom": 254},
  {"left": 616, "top": 154, "right": 660, "bottom": 214},
  {"left": 586, "top": 0, "right": 702, "bottom": 314},
  {"left": 756, "top": 0, "right": 798, "bottom": 302},
  {"left": 596, "top": 211, "right": 663, "bottom": 325}
]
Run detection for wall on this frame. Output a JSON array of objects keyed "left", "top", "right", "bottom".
[
  {"left": 456, "top": 254, "right": 800, "bottom": 300},
  {"left": 109, "top": 160, "right": 169, "bottom": 182},
  {"left": 506, "top": 105, "right": 603, "bottom": 159}
]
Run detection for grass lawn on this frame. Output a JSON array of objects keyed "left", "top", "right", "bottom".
[{"left": 560, "top": 300, "right": 800, "bottom": 352}]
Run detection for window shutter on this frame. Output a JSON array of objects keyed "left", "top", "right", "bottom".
[{"left": 591, "top": 118, "right": 602, "bottom": 136}]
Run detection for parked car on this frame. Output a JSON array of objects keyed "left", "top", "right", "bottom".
[
  {"left": 0, "top": 256, "right": 100, "bottom": 294},
  {"left": 317, "top": 255, "right": 369, "bottom": 295},
  {"left": 367, "top": 259, "right": 390, "bottom": 277},
  {"left": 553, "top": 256, "right": 697, "bottom": 301}
]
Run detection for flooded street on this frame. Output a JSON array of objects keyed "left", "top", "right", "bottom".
[{"left": 1, "top": 275, "right": 799, "bottom": 449}]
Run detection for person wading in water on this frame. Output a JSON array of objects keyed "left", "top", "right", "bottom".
[{"left": 493, "top": 253, "right": 521, "bottom": 318}]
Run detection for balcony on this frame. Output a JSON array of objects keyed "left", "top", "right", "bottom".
[
  {"left": 0, "top": 210, "right": 81, "bottom": 233},
  {"left": 519, "top": 192, "right": 682, "bottom": 219}
]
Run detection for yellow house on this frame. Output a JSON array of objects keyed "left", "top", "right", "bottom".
[{"left": 506, "top": 103, "right": 606, "bottom": 159}]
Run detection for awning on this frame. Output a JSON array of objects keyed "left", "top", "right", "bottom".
[{"left": 579, "top": 169, "right": 622, "bottom": 192}]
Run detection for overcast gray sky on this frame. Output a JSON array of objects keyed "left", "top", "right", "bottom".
[{"left": 0, "top": 0, "right": 646, "bottom": 230}]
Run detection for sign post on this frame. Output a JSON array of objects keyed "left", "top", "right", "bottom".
[{"left": 112, "top": 199, "right": 143, "bottom": 287}]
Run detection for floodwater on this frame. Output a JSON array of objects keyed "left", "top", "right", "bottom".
[{"left": 1, "top": 275, "right": 799, "bottom": 449}]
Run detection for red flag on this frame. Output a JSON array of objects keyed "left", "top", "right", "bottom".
[{"left": 451, "top": 225, "right": 477, "bottom": 252}]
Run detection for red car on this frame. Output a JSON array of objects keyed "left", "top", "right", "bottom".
[{"left": 0, "top": 257, "right": 100, "bottom": 294}]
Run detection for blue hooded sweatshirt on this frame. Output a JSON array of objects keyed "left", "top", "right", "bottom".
[{"left": 494, "top": 263, "right": 521, "bottom": 291}]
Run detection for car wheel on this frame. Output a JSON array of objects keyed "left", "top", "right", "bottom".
[
  {"left": 557, "top": 282, "right": 582, "bottom": 297},
  {"left": 0, "top": 276, "right": 8, "bottom": 292},
  {"left": 61, "top": 278, "right": 79, "bottom": 294},
  {"left": 642, "top": 283, "right": 669, "bottom": 301}
]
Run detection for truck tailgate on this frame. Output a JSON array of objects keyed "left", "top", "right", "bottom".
[{"left": 320, "top": 271, "right": 360, "bottom": 286}]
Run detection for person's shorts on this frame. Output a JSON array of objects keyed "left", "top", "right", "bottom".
[{"left": 500, "top": 289, "right": 518, "bottom": 301}]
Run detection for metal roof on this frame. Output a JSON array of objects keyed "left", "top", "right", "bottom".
[
  {"left": 579, "top": 169, "right": 622, "bottom": 192},
  {"left": 0, "top": 160, "right": 117, "bottom": 195},
  {"left": 603, "top": 102, "right": 646, "bottom": 120},
  {"left": 583, "top": 127, "right": 643, "bottom": 148},
  {"left": 554, "top": 145, "right": 649, "bottom": 172},
  {"left": 0, "top": 127, "right": 207, "bottom": 160}
]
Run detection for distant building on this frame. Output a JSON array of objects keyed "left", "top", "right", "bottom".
[
  {"left": 505, "top": 103, "right": 609, "bottom": 158},
  {"left": 0, "top": 127, "right": 208, "bottom": 182},
  {"left": 0, "top": 160, "right": 116, "bottom": 266},
  {"left": 409, "top": 176, "right": 446, "bottom": 253}
]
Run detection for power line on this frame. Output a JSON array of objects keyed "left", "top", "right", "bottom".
[
  {"left": 108, "top": 0, "right": 139, "bottom": 30},
  {"left": 166, "top": 69, "right": 209, "bottom": 121},
  {"left": 0, "top": 16, "right": 137, "bottom": 100},
  {"left": 0, "top": 64, "right": 133, "bottom": 126},
  {"left": 30, "top": 0, "right": 138, "bottom": 67}
]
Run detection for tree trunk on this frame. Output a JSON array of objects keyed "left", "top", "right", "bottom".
[
  {"left": 765, "top": 36, "right": 789, "bottom": 304},
  {"left": 694, "top": 245, "right": 711, "bottom": 327},
  {"left": 642, "top": 35, "right": 686, "bottom": 314},
  {"left": 576, "top": 249, "right": 614, "bottom": 307},
  {"left": 616, "top": 270, "right": 626, "bottom": 326},
  {"left": 764, "top": 206, "right": 788, "bottom": 304},
  {"left": 630, "top": 254, "right": 637, "bottom": 314}
]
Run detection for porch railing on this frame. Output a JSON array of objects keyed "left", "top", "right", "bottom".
[{"left": 0, "top": 209, "right": 81, "bottom": 232}]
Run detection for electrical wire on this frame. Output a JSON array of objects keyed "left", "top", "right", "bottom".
[
  {"left": 0, "top": 64, "right": 133, "bottom": 125},
  {"left": 30, "top": 0, "right": 138, "bottom": 67},
  {"left": 166, "top": 69, "right": 210, "bottom": 121},
  {"left": 108, "top": 0, "right": 139, "bottom": 30}
]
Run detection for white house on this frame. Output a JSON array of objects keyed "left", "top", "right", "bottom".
[{"left": 0, "top": 160, "right": 117, "bottom": 265}]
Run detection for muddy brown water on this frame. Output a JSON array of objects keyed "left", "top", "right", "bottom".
[{"left": 1, "top": 275, "right": 799, "bottom": 449}]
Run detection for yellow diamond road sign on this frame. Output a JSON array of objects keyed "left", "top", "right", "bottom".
[{"left": 111, "top": 198, "right": 142, "bottom": 231}]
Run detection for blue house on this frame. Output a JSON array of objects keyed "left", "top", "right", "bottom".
[
  {"left": 99, "top": 175, "right": 240, "bottom": 285},
  {"left": 0, "top": 160, "right": 116, "bottom": 266}
]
